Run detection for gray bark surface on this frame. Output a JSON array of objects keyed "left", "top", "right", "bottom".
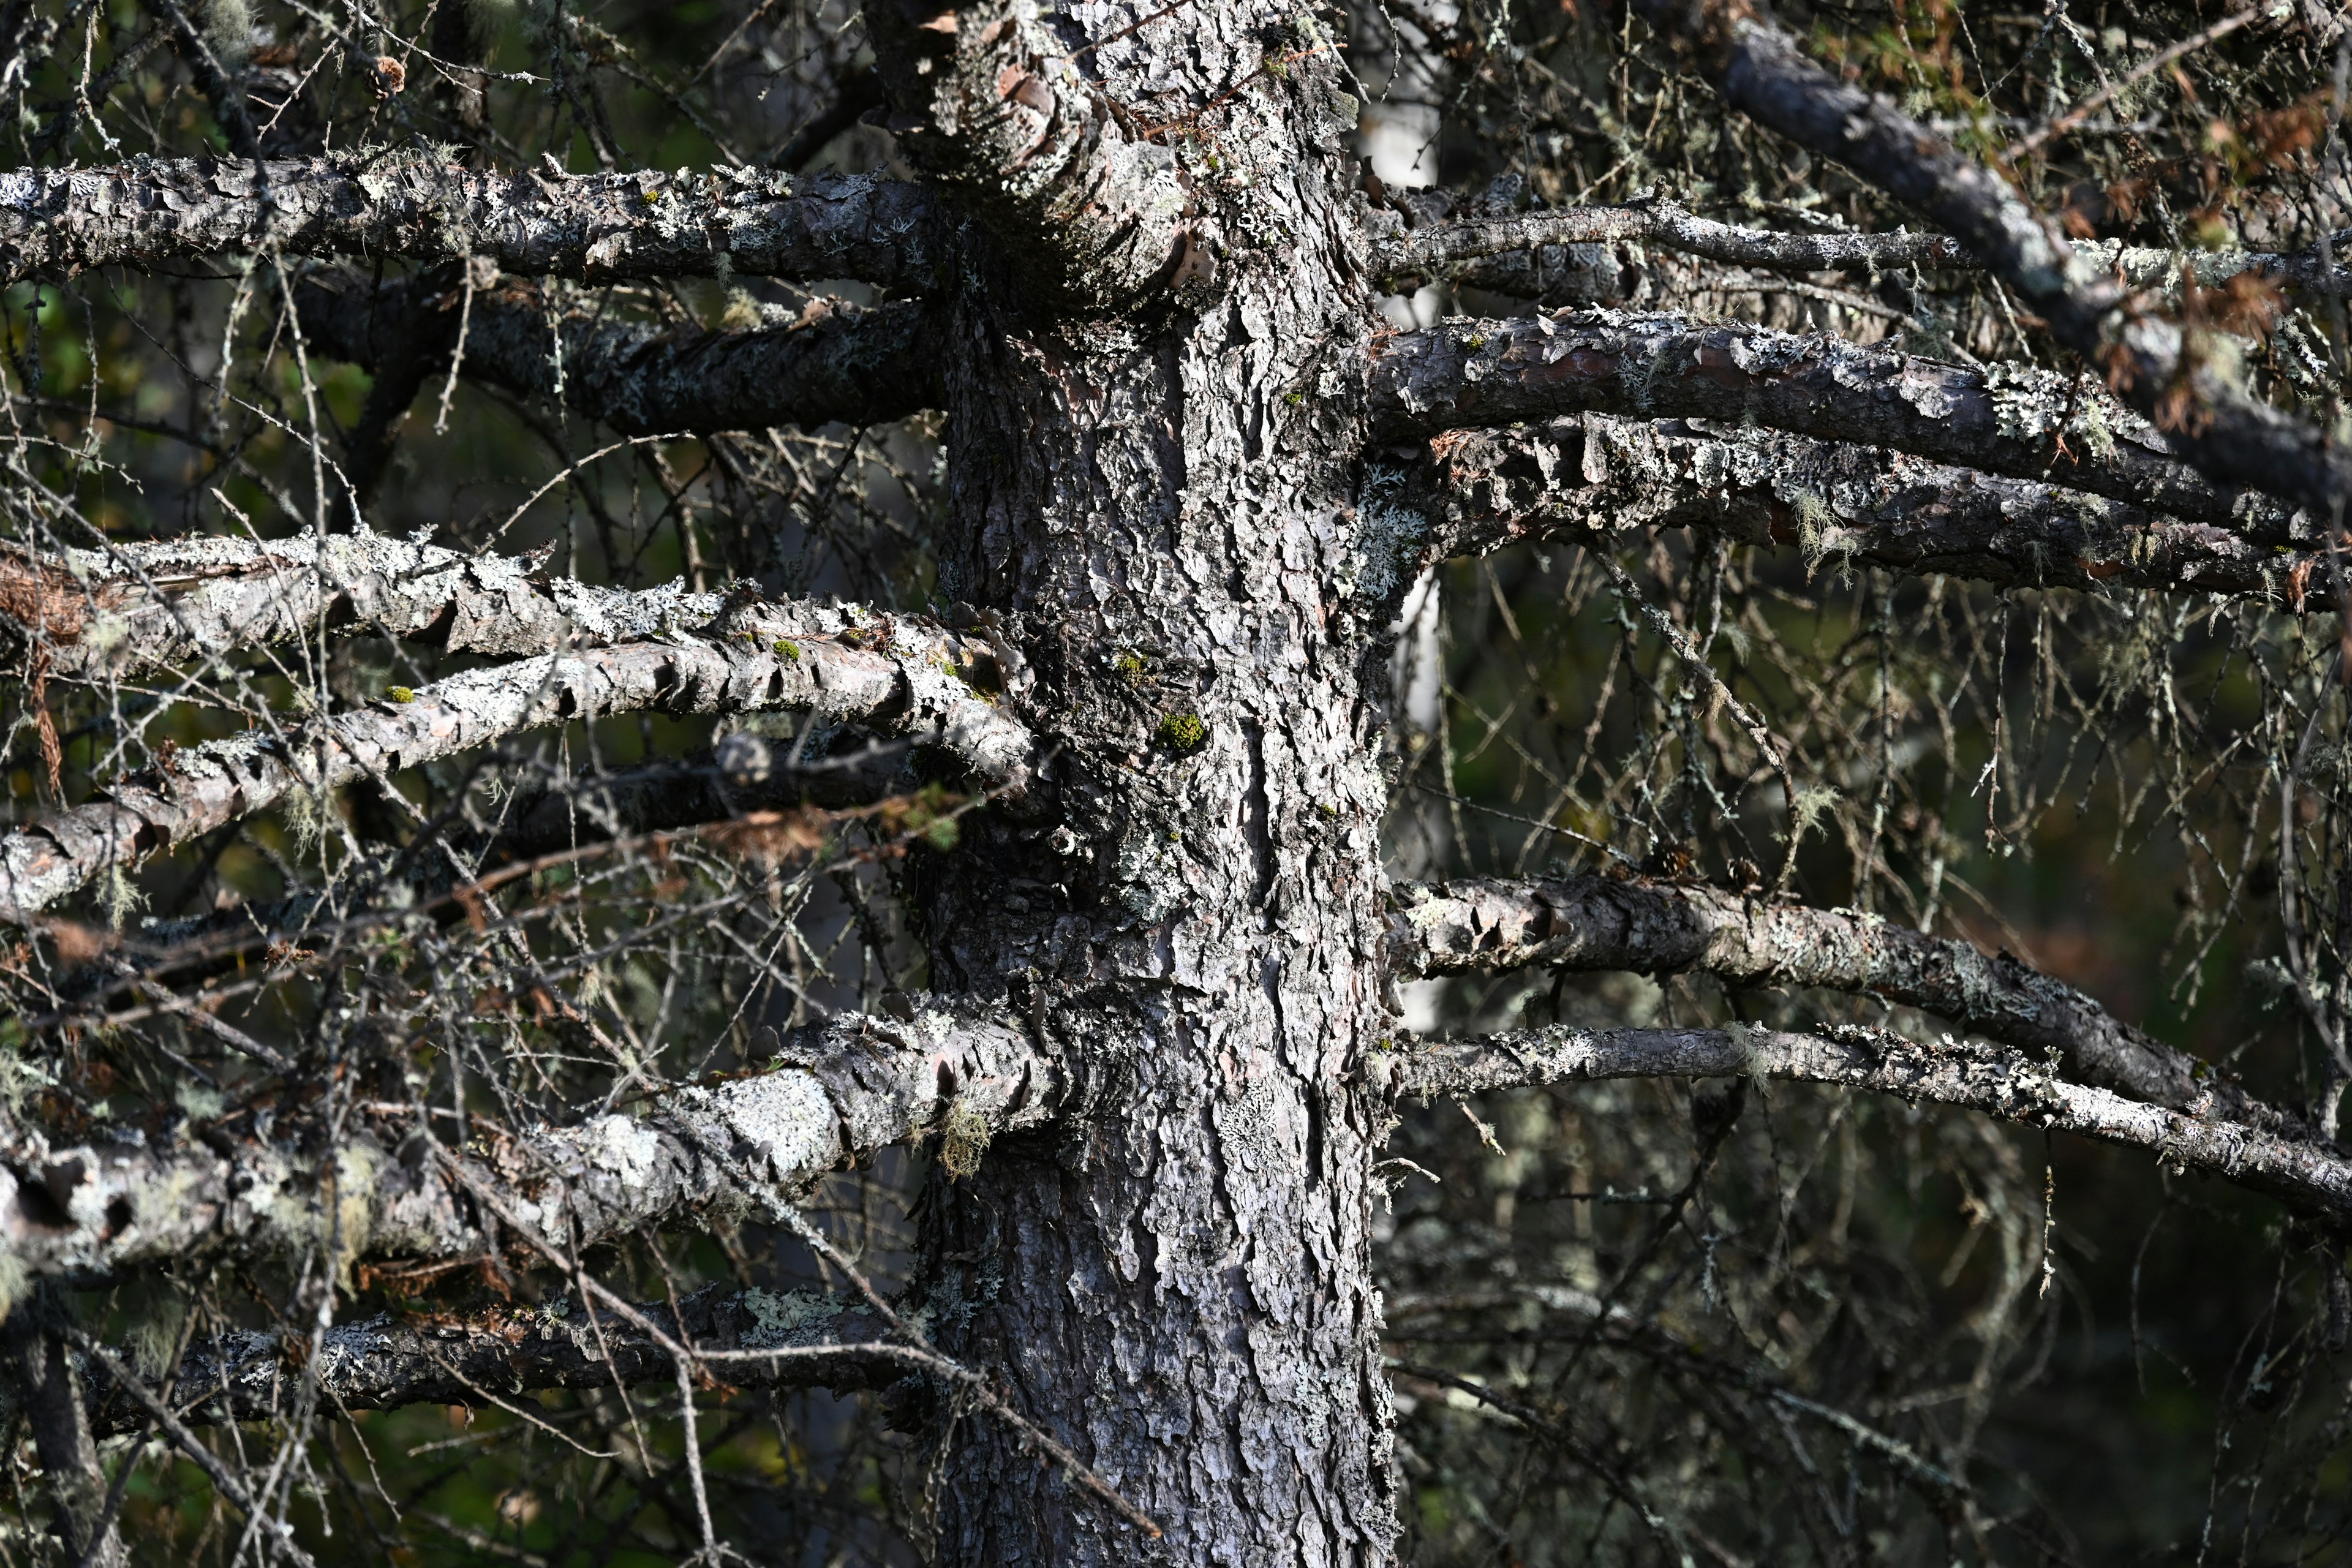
[
  {"left": 864, "top": 0, "right": 1190, "bottom": 313},
  {"left": 1383, "top": 415, "right": 2323, "bottom": 605},
  {"left": 0, "top": 592, "right": 1036, "bottom": 914},
  {"left": 1390, "top": 873, "right": 2289, "bottom": 1127},
  {"left": 1387, "top": 1022, "right": 2352, "bottom": 1224},
  {"left": 1371, "top": 309, "right": 2279, "bottom": 532},
  {"left": 1382, "top": 202, "right": 2352, "bottom": 298},
  {"left": 0, "top": 156, "right": 946, "bottom": 288},
  {"left": 0, "top": 1004, "right": 1049, "bottom": 1277}
]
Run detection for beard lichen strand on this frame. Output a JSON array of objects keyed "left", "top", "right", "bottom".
[{"left": 898, "top": 57, "right": 1400, "bottom": 1566}]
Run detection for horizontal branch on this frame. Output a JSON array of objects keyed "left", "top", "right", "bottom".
[
  {"left": 85, "top": 1285, "right": 902, "bottom": 1438},
  {"left": 0, "top": 596, "right": 1036, "bottom": 916},
  {"left": 1379, "top": 202, "right": 1961, "bottom": 287},
  {"left": 293, "top": 270, "right": 938, "bottom": 437},
  {"left": 865, "top": 0, "right": 1189, "bottom": 314},
  {"left": 1378, "top": 414, "right": 2324, "bottom": 606},
  {"left": 0, "top": 156, "right": 945, "bottom": 290},
  {"left": 1634, "top": 1, "right": 2352, "bottom": 522},
  {"left": 0, "top": 1002, "right": 1054, "bottom": 1279},
  {"left": 1381, "top": 1023, "right": 2352, "bottom": 1223},
  {"left": 1389, "top": 873, "right": 2288, "bottom": 1128},
  {"left": 5, "top": 532, "right": 733, "bottom": 681},
  {"left": 1381, "top": 201, "right": 2352, "bottom": 300},
  {"left": 1369, "top": 311, "right": 2285, "bottom": 533}
]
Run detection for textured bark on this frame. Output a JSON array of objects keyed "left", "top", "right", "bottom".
[
  {"left": 294, "top": 270, "right": 939, "bottom": 436},
  {"left": 0, "top": 1003, "right": 1050, "bottom": 1278},
  {"left": 1382, "top": 203, "right": 2352, "bottom": 298},
  {"left": 1385, "top": 1023, "right": 2352, "bottom": 1223},
  {"left": 1, "top": 533, "right": 907, "bottom": 680},
  {"left": 3, "top": 1297, "right": 125, "bottom": 1568},
  {"left": 1371, "top": 310, "right": 2284, "bottom": 533},
  {"left": 0, "top": 596, "right": 1036, "bottom": 916},
  {"left": 1379, "top": 200, "right": 1963, "bottom": 287},
  {"left": 1379, "top": 415, "right": 2326, "bottom": 605},
  {"left": 836, "top": 3, "right": 1403, "bottom": 1555},
  {"left": 863, "top": 0, "right": 1190, "bottom": 314},
  {"left": 1637, "top": 2, "right": 2352, "bottom": 519},
  {"left": 1389, "top": 874, "right": 2288, "bottom": 1128},
  {"left": 0, "top": 156, "right": 946, "bottom": 288},
  {"left": 83, "top": 1286, "right": 900, "bottom": 1439}
]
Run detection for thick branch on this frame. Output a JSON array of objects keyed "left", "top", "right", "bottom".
[
  {"left": 85, "top": 1285, "right": 902, "bottom": 1438},
  {"left": 0, "top": 1003, "right": 1054, "bottom": 1279},
  {"left": 1378, "top": 415, "right": 2326, "bottom": 606},
  {"left": 864, "top": 0, "right": 1189, "bottom": 313},
  {"left": 1382, "top": 202, "right": 2352, "bottom": 300},
  {"left": 1382, "top": 1023, "right": 2352, "bottom": 1223},
  {"left": 5, "top": 532, "right": 724, "bottom": 680},
  {"left": 1634, "top": 2, "right": 2352, "bottom": 520},
  {"left": 0, "top": 597, "right": 1036, "bottom": 917},
  {"left": 293, "top": 270, "right": 938, "bottom": 437},
  {"left": 1389, "top": 874, "right": 2285, "bottom": 1128},
  {"left": 1370, "top": 311, "right": 2286, "bottom": 535},
  {"left": 0, "top": 156, "right": 944, "bottom": 290}
]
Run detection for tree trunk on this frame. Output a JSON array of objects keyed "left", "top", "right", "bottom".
[{"left": 907, "top": 108, "right": 1402, "bottom": 1560}]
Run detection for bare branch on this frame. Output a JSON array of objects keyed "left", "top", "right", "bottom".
[
  {"left": 1632, "top": 1, "right": 2352, "bottom": 519},
  {"left": 1381, "top": 1023, "right": 2352, "bottom": 1223},
  {"left": 0, "top": 597, "right": 1037, "bottom": 917},
  {"left": 0, "top": 1002, "right": 1055, "bottom": 1280},
  {"left": 864, "top": 0, "right": 1190, "bottom": 313},
  {"left": 1370, "top": 311, "right": 2284, "bottom": 535},
  {"left": 83, "top": 1285, "right": 905, "bottom": 1439},
  {"left": 1379, "top": 200, "right": 1961, "bottom": 288},
  {"left": 1381, "top": 202, "right": 2352, "bottom": 300},
  {"left": 1389, "top": 873, "right": 2288, "bottom": 1127},
  {"left": 1378, "top": 414, "right": 2326, "bottom": 605},
  {"left": 6, "top": 532, "right": 728, "bottom": 680},
  {"left": 0, "top": 155, "right": 945, "bottom": 290},
  {"left": 293, "top": 270, "right": 938, "bottom": 437}
]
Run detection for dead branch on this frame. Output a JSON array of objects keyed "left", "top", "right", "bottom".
[
  {"left": 1370, "top": 310, "right": 2283, "bottom": 535},
  {"left": 293, "top": 270, "right": 938, "bottom": 437},
  {"left": 0, "top": 597, "right": 1036, "bottom": 917},
  {"left": 0, "top": 155, "right": 945, "bottom": 289},
  {"left": 1379, "top": 414, "right": 2325, "bottom": 605},
  {"left": 0, "top": 1002, "right": 1053, "bottom": 1280},
  {"left": 1631, "top": 0, "right": 2352, "bottom": 521},
  {"left": 1389, "top": 873, "right": 2290, "bottom": 1127},
  {"left": 1382, "top": 1022, "right": 2352, "bottom": 1223}
]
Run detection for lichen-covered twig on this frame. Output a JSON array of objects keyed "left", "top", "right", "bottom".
[
  {"left": 0, "top": 155, "right": 946, "bottom": 290},
  {"left": 1389, "top": 873, "right": 2287, "bottom": 1127},
  {"left": 294, "top": 270, "right": 940, "bottom": 437},
  {"left": 0, "top": 1003, "right": 1054, "bottom": 1279},
  {"left": 1630, "top": 0, "right": 2352, "bottom": 521},
  {"left": 1379, "top": 415, "right": 2327, "bottom": 605},
  {"left": 1382, "top": 1023, "right": 2352, "bottom": 1223},
  {"left": 0, "top": 596, "right": 1037, "bottom": 916},
  {"left": 1370, "top": 310, "right": 2280, "bottom": 534}
]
